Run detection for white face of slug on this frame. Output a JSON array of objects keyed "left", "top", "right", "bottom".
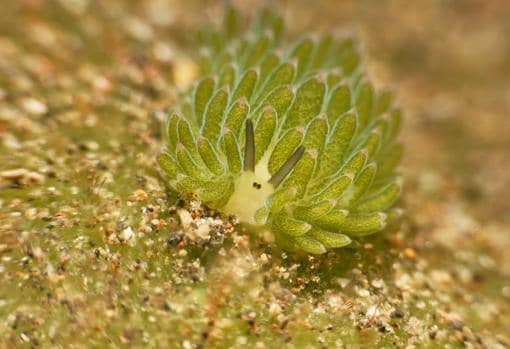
[{"left": 224, "top": 159, "right": 274, "bottom": 225}]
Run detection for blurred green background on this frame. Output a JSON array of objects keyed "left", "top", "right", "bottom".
[{"left": 1, "top": 1, "right": 509, "bottom": 348}]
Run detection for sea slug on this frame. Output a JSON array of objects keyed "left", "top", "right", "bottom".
[{"left": 158, "top": 9, "right": 403, "bottom": 253}]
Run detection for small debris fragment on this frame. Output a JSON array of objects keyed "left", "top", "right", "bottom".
[
  {"left": 404, "top": 247, "right": 417, "bottom": 259},
  {"left": 390, "top": 309, "right": 405, "bottom": 319},
  {"left": 128, "top": 189, "right": 148, "bottom": 202},
  {"left": 119, "top": 227, "right": 135, "bottom": 243},
  {"left": 1, "top": 168, "right": 44, "bottom": 188},
  {"left": 20, "top": 97, "right": 47, "bottom": 115}
]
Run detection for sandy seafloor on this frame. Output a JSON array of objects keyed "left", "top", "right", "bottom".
[{"left": 1, "top": 1, "right": 509, "bottom": 348}]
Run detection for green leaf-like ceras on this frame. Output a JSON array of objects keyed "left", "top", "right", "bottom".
[{"left": 158, "top": 9, "right": 403, "bottom": 254}]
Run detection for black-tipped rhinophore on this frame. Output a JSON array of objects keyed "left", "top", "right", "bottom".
[
  {"left": 244, "top": 119, "right": 255, "bottom": 172},
  {"left": 269, "top": 146, "right": 305, "bottom": 188}
]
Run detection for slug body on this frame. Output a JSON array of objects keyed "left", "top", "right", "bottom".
[{"left": 158, "top": 9, "right": 403, "bottom": 253}]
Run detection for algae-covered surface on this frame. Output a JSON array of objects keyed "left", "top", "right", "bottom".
[{"left": 1, "top": 1, "right": 509, "bottom": 348}]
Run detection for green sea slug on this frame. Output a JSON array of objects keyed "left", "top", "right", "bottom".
[{"left": 158, "top": 9, "right": 403, "bottom": 254}]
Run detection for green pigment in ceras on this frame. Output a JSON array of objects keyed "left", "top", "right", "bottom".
[{"left": 158, "top": 9, "right": 403, "bottom": 254}]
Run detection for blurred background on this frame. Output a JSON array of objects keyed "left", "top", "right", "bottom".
[{"left": 1, "top": 1, "right": 509, "bottom": 347}]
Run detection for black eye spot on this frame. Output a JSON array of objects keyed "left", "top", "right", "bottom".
[{"left": 252, "top": 182, "right": 262, "bottom": 190}]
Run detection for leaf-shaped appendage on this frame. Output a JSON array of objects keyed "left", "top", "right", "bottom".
[{"left": 158, "top": 9, "right": 403, "bottom": 254}]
